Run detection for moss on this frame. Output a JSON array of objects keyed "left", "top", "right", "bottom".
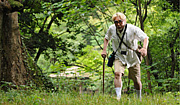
[{"left": 8, "top": 0, "right": 23, "bottom": 8}]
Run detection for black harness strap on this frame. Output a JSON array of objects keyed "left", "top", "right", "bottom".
[{"left": 114, "top": 24, "right": 127, "bottom": 54}]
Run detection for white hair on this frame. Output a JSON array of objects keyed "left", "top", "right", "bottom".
[{"left": 112, "top": 12, "right": 126, "bottom": 21}]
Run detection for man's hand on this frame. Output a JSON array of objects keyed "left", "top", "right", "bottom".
[
  {"left": 139, "top": 38, "right": 149, "bottom": 57},
  {"left": 101, "top": 51, "right": 107, "bottom": 58},
  {"left": 101, "top": 38, "right": 109, "bottom": 58},
  {"left": 138, "top": 47, "right": 147, "bottom": 57}
]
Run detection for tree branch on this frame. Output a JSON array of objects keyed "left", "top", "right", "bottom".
[
  {"left": 143, "top": 0, "right": 148, "bottom": 22},
  {"left": 82, "top": 17, "right": 103, "bottom": 50},
  {"left": 130, "top": 0, "right": 137, "bottom": 6},
  {"left": 95, "top": 6, "right": 112, "bottom": 22},
  {"left": 46, "top": 14, "right": 56, "bottom": 31},
  {"left": 39, "top": 16, "right": 48, "bottom": 33},
  {"left": 147, "top": 0, "right": 152, "bottom": 5},
  {"left": 0, "top": 1, "right": 11, "bottom": 10}
]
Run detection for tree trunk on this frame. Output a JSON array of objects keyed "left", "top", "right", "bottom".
[
  {"left": 138, "top": 0, "right": 152, "bottom": 93},
  {"left": 169, "top": 32, "right": 179, "bottom": 78},
  {"left": 0, "top": 7, "right": 30, "bottom": 88},
  {"left": 170, "top": 43, "right": 175, "bottom": 78},
  {"left": 34, "top": 48, "right": 43, "bottom": 62}
]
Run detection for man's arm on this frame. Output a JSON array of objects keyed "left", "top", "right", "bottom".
[
  {"left": 143, "top": 38, "right": 149, "bottom": 49},
  {"left": 139, "top": 37, "right": 149, "bottom": 57},
  {"left": 101, "top": 38, "right": 109, "bottom": 58}
]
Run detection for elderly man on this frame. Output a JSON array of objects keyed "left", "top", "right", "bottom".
[{"left": 101, "top": 12, "right": 149, "bottom": 100}]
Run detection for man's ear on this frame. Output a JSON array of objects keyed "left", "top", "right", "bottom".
[
  {"left": 122, "top": 20, "right": 126, "bottom": 25},
  {"left": 122, "top": 21, "right": 125, "bottom": 25}
]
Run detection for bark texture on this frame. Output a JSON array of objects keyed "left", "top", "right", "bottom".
[{"left": 0, "top": 6, "right": 29, "bottom": 88}]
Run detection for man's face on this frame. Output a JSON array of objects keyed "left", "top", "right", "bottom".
[{"left": 114, "top": 17, "right": 126, "bottom": 30}]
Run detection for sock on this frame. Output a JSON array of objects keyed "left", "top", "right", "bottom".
[
  {"left": 136, "top": 90, "right": 142, "bottom": 100},
  {"left": 115, "top": 87, "right": 121, "bottom": 99},
  {"left": 115, "top": 82, "right": 123, "bottom": 99}
]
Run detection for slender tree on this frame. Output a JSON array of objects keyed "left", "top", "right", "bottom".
[{"left": 130, "top": 0, "right": 152, "bottom": 92}]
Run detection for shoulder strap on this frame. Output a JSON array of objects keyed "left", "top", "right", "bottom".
[
  {"left": 116, "top": 24, "right": 137, "bottom": 51},
  {"left": 114, "top": 24, "right": 127, "bottom": 54}
]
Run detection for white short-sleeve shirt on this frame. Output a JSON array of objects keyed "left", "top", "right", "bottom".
[{"left": 105, "top": 24, "right": 149, "bottom": 68}]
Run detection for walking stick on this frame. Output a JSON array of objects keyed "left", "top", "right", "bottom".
[{"left": 102, "top": 55, "right": 106, "bottom": 94}]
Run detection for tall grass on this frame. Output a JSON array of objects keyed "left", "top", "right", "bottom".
[{"left": 0, "top": 89, "right": 179, "bottom": 105}]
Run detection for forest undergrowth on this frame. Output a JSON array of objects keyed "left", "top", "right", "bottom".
[{"left": 0, "top": 89, "right": 179, "bottom": 105}]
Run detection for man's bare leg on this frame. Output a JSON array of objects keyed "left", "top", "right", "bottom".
[
  {"left": 134, "top": 80, "right": 142, "bottom": 100},
  {"left": 114, "top": 72, "right": 123, "bottom": 100}
]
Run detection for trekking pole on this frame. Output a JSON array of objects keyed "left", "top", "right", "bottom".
[{"left": 102, "top": 55, "right": 106, "bottom": 94}]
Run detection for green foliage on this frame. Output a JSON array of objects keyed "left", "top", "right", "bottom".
[
  {"left": 145, "top": 3, "right": 180, "bottom": 91},
  {"left": 0, "top": 90, "right": 179, "bottom": 105},
  {"left": 17, "top": 0, "right": 180, "bottom": 93},
  {"left": 8, "top": 0, "right": 23, "bottom": 8},
  {"left": 76, "top": 46, "right": 102, "bottom": 72},
  {"left": 75, "top": 46, "right": 112, "bottom": 91}
]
